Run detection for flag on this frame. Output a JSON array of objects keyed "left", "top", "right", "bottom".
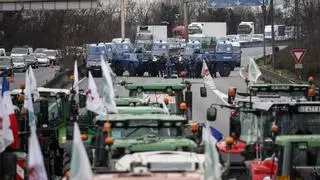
[
  {"left": 70, "top": 122, "right": 93, "bottom": 180},
  {"left": 86, "top": 71, "right": 107, "bottom": 116},
  {"left": 28, "top": 130, "right": 48, "bottom": 180},
  {"left": 23, "top": 69, "right": 37, "bottom": 130},
  {"left": 0, "top": 95, "right": 14, "bottom": 153},
  {"left": 2, "top": 72, "right": 19, "bottom": 149},
  {"left": 203, "top": 123, "right": 222, "bottom": 180},
  {"left": 248, "top": 58, "right": 262, "bottom": 84},
  {"left": 201, "top": 60, "right": 216, "bottom": 90},
  {"left": 101, "top": 58, "right": 118, "bottom": 114},
  {"left": 73, "top": 60, "right": 79, "bottom": 93}
]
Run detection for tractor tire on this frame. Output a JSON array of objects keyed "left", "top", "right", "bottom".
[
  {"left": 128, "top": 63, "right": 136, "bottom": 76},
  {"left": 62, "top": 148, "right": 72, "bottom": 176},
  {"left": 114, "top": 62, "right": 124, "bottom": 76},
  {"left": 219, "top": 64, "right": 231, "bottom": 77}
]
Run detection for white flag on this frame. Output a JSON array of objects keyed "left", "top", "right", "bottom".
[
  {"left": 86, "top": 71, "right": 107, "bottom": 116},
  {"left": 203, "top": 123, "right": 222, "bottom": 180},
  {"left": 201, "top": 60, "right": 217, "bottom": 90},
  {"left": 70, "top": 122, "right": 93, "bottom": 180},
  {"left": 23, "top": 69, "right": 37, "bottom": 130},
  {"left": 0, "top": 95, "right": 14, "bottom": 153},
  {"left": 28, "top": 130, "right": 48, "bottom": 180},
  {"left": 101, "top": 58, "right": 118, "bottom": 114},
  {"left": 248, "top": 58, "right": 262, "bottom": 84},
  {"left": 73, "top": 60, "right": 79, "bottom": 93}
]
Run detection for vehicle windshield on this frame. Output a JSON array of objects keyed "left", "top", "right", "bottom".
[
  {"left": 115, "top": 43, "right": 131, "bottom": 53},
  {"left": 216, "top": 43, "right": 233, "bottom": 53},
  {"left": 34, "top": 48, "right": 47, "bottom": 53},
  {"left": 25, "top": 56, "right": 34, "bottom": 61},
  {"left": 44, "top": 51, "right": 56, "bottom": 56},
  {"left": 289, "top": 144, "right": 320, "bottom": 178},
  {"left": 152, "top": 44, "right": 168, "bottom": 51},
  {"left": 237, "top": 25, "right": 252, "bottom": 34},
  {"left": 136, "top": 33, "right": 152, "bottom": 40},
  {"left": 238, "top": 111, "right": 261, "bottom": 143},
  {"left": 0, "top": 58, "right": 11, "bottom": 65},
  {"left": 12, "top": 57, "right": 24, "bottom": 62},
  {"left": 188, "top": 28, "right": 202, "bottom": 34},
  {"left": 34, "top": 97, "right": 60, "bottom": 122},
  {"left": 112, "top": 126, "right": 179, "bottom": 139},
  {"left": 88, "top": 46, "right": 106, "bottom": 55},
  {"left": 185, "top": 43, "right": 201, "bottom": 53},
  {"left": 87, "top": 54, "right": 104, "bottom": 62},
  {"left": 36, "top": 54, "right": 46, "bottom": 58},
  {"left": 11, "top": 48, "right": 27, "bottom": 54}
]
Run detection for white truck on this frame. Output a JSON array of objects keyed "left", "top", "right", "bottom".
[
  {"left": 188, "top": 22, "right": 227, "bottom": 46},
  {"left": 237, "top": 21, "right": 255, "bottom": 42},
  {"left": 135, "top": 25, "right": 167, "bottom": 51},
  {"left": 265, "top": 25, "right": 286, "bottom": 40}
]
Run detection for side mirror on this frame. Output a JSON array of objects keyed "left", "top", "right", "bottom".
[
  {"left": 207, "top": 106, "right": 217, "bottom": 121},
  {"left": 200, "top": 87, "right": 207, "bottom": 97},
  {"left": 120, "top": 80, "right": 126, "bottom": 86},
  {"left": 79, "top": 93, "right": 86, "bottom": 108}
]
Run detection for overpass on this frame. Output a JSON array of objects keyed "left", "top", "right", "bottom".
[{"left": 0, "top": 0, "right": 100, "bottom": 11}]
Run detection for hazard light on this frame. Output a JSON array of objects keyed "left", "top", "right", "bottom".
[
  {"left": 308, "top": 75, "right": 315, "bottom": 84},
  {"left": 81, "top": 134, "right": 88, "bottom": 141},
  {"left": 105, "top": 136, "right": 114, "bottom": 145}
]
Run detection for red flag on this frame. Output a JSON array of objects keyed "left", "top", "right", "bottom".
[{"left": 2, "top": 73, "right": 19, "bottom": 149}]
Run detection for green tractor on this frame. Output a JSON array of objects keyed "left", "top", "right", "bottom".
[
  {"left": 91, "top": 113, "right": 207, "bottom": 171},
  {"left": 121, "top": 81, "right": 200, "bottom": 120}
]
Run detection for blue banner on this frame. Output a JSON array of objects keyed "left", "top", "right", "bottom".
[{"left": 208, "top": 0, "right": 263, "bottom": 8}]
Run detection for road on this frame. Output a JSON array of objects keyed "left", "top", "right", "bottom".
[
  {"left": 3, "top": 66, "right": 60, "bottom": 89},
  {"left": 74, "top": 46, "right": 276, "bottom": 137}
]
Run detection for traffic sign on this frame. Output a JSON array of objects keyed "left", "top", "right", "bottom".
[
  {"left": 290, "top": 49, "right": 306, "bottom": 64},
  {"left": 208, "top": 0, "right": 263, "bottom": 8},
  {"left": 295, "top": 64, "right": 303, "bottom": 69}
]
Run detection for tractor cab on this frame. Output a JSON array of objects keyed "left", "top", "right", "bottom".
[
  {"left": 123, "top": 82, "right": 192, "bottom": 118},
  {"left": 206, "top": 83, "right": 320, "bottom": 177},
  {"left": 92, "top": 114, "right": 202, "bottom": 169},
  {"left": 274, "top": 135, "right": 320, "bottom": 179}
]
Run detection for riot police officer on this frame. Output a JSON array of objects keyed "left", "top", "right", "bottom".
[
  {"left": 158, "top": 54, "right": 166, "bottom": 77},
  {"left": 165, "top": 56, "right": 172, "bottom": 78}
]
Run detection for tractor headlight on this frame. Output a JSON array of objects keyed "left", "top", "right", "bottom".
[
  {"left": 163, "top": 122, "right": 171, "bottom": 127},
  {"left": 115, "top": 122, "right": 124, "bottom": 127},
  {"left": 262, "top": 177, "right": 272, "bottom": 180},
  {"left": 175, "top": 122, "right": 182, "bottom": 126}
]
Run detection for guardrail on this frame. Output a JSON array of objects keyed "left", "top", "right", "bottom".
[
  {"left": 240, "top": 40, "right": 293, "bottom": 48},
  {"left": 259, "top": 66, "right": 305, "bottom": 84}
]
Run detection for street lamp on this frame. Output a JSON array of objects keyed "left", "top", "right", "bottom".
[{"left": 120, "top": 0, "right": 125, "bottom": 40}]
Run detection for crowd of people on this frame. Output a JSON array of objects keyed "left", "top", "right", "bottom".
[{"left": 146, "top": 54, "right": 218, "bottom": 78}]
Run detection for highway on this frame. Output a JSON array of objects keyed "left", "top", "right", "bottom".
[
  {"left": 6, "top": 66, "right": 60, "bottom": 89},
  {"left": 74, "top": 46, "right": 281, "bottom": 137}
]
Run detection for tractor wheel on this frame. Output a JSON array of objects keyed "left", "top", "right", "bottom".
[
  {"left": 128, "top": 63, "right": 136, "bottom": 76},
  {"left": 62, "top": 149, "right": 72, "bottom": 176},
  {"left": 219, "top": 64, "right": 231, "bottom": 77}
]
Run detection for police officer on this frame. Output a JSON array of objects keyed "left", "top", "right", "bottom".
[
  {"left": 165, "top": 56, "right": 172, "bottom": 78},
  {"left": 158, "top": 54, "right": 166, "bottom": 77},
  {"left": 190, "top": 58, "right": 196, "bottom": 78},
  {"left": 212, "top": 60, "right": 217, "bottom": 78}
]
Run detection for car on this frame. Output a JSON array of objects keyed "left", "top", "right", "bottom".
[
  {"left": 25, "top": 55, "right": 39, "bottom": 68},
  {"left": 34, "top": 48, "right": 48, "bottom": 54},
  {"left": 44, "top": 49, "right": 59, "bottom": 65},
  {"left": 11, "top": 47, "right": 31, "bottom": 57},
  {"left": 0, "top": 48, "right": 6, "bottom": 56},
  {"left": 11, "top": 56, "right": 27, "bottom": 72},
  {"left": 35, "top": 53, "right": 49, "bottom": 66},
  {"left": 0, "top": 56, "right": 14, "bottom": 76}
]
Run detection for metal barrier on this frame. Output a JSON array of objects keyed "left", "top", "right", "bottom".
[{"left": 259, "top": 66, "right": 305, "bottom": 84}]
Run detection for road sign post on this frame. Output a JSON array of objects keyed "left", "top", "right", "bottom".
[{"left": 291, "top": 49, "right": 306, "bottom": 80}]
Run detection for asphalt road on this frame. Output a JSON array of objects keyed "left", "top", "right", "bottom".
[
  {"left": 74, "top": 46, "right": 280, "bottom": 137},
  {"left": 4, "top": 66, "right": 60, "bottom": 90}
]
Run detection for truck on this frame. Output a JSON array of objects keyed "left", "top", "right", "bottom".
[
  {"left": 85, "top": 43, "right": 108, "bottom": 76},
  {"left": 203, "top": 81, "right": 320, "bottom": 179},
  {"left": 265, "top": 25, "right": 286, "bottom": 40},
  {"left": 188, "top": 22, "right": 227, "bottom": 46},
  {"left": 237, "top": 21, "right": 255, "bottom": 42},
  {"left": 135, "top": 25, "right": 167, "bottom": 51}
]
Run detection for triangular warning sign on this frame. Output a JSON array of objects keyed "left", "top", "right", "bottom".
[{"left": 290, "top": 49, "right": 306, "bottom": 63}]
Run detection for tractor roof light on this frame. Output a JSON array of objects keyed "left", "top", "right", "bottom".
[
  {"left": 225, "top": 136, "right": 234, "bottom": 146},
  {"left": 180, "top": 71, "right": 187, "bottom": 78},
  {"left": 228, "top": 87, "right": 237, "bottom": 97},
  {"left": 105, "top": 136, "right": 114, "bottom": 146},
  {"left": 81, "top": 134, "right": 88, "bottom": 141},
  {"left": 271, "top": 124, "right": 278, "bottom": 133},
  {"left": 18, "top": 94, "right": 25, "bottom": 102},
  {"left": 164, "top": 97, "right": 169, "bottom": 105},
  {"left": 103, "top": 122, "right": 112, "bottom": 132},
  {"left": 308, "top": 87, "right": 316, "bottom": 97},
  {"left": 190, "top": 123, "right": 199, "bottom": 133},
  {"left": 20, "top": 83, "right": 26, "bottom": 90},
  {"left": 179, "top": 102, "right": 187, "bottom": 111},
  {"left": 308, "top": 75, "right": 315, "bottom": 84},
  {"left": 70, "top": 75, "right": 75, "bottom": 81}
]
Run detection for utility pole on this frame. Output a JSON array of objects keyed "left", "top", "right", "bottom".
[
  {"left": 270, "top": 0, "right": 275, "bottom": 70},
  {"left": 183, "top": 1, "right": 188, "bottom": 43},
  {"left": 295, "top": 0, "right": 299, "bottom": 48},
  {"left": 262, "top": 0, "right": 266, "bottom": 65},
  {"left": 120, "top": 0, "right": 125, "bottom": 40}
]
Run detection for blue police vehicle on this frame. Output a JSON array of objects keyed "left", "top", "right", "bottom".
[{"left": 86, "top": 44, "right": 108, "bottom": 76}]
